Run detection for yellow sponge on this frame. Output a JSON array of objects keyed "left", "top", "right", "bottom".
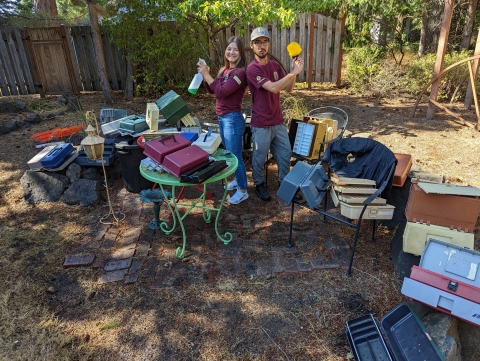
[{"left": 287, "top": 42, "right": 302, "bottom": 58}]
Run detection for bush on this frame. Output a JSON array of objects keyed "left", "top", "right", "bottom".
[
  {"left": 402, "top": 50, "right": 472, "bottom": 101},
  {"left": 345, "top": 45, "right": 387, "bottom": 94}
]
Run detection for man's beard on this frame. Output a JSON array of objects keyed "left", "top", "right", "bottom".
[{"left": 254, "top": 50, "right": 268, "bottom": 59}]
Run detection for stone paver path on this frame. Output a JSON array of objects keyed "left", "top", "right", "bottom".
[{"left": 63, "top": 182, "right": 353, "bottom": 289}]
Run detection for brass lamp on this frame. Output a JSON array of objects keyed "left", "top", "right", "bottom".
[{"left": 82, "top": 111, "right": 124, "bottom": 224}]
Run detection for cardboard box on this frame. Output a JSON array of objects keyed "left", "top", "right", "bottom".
[
  {"left": 405, "top": 181, "right": 480, "bottom": 232},
  {"left": 393, "top": 153, "right": 412, "bottom": 187}
]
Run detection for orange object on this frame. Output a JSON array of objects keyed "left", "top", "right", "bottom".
[
  {"left": 393, "top": 153, "right": 412, "bottom": 187},
  {"left": 30, "top": 125, "right": 83, "bottom": 143}
]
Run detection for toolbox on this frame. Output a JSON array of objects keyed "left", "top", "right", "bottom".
[
  {"left": 118, "top": 114, "right": 149, "bottom": 134},
  {"left": 277, "top": 162, "right": 330, "bottom": 208},
  {"left": 339, "top": 202, "right": 395, "bottom": 220},
  {"left": 402, "top": 221, "right": 474, "bottom": 256},
  {"left": 419, "top": 238, "right": 480, "bottom": 288},
  {"left": 155, "top": 90, "right": 191, "bottom": 126},
  {"left": 401, "top": 239, "right": 480, "bottom": 327},
  {"left": 180, "top": 160, "right": 228, "bottom": 183},
  {"left": 192, "top": 132, "right": 222, "bottom": 154},
  {"left": 75, "top": 139, "right": 115, "bottom": 167},
  {"left": 40, "top": 143, "right": 75, "bottom": 169},
  {"left": 393, "top": 153, "right": 412, "bottom": 187},
  {"left": 346, "top": 302, "right": 443, "bottom": 361},
  {"left": 405, "top": 180, "right": 480, "bottom": 232},
  {"left": 28, "top": 144, "right": 57, "bottom": 170},
  {"left": 162, "top": 145, "right": 210, "bottom": 177},
  {"left": 409, "top": 265, "right": 480, "bottom": 304},
  {"left": 146, "top": 103, "right": 160, "bottom": 131},
  {"left": 143, "top": 134, "right": 191, "bottom": 164}
]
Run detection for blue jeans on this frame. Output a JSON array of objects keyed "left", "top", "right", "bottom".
[{"left": 218, "top": 111, "right": 247, "bottom": 190}]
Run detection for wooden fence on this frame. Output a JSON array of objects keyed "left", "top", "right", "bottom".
[{"left": 0, "top": 13, "right": 343, "bottom": 97}]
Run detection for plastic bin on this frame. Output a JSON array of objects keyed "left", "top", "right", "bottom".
[{"left": 115, "top": 135, "right": 154, "bottom": 193}]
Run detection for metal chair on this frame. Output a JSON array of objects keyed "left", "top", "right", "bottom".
[{"left": 286, "top": 138, "right": 397, "bottom": 277}]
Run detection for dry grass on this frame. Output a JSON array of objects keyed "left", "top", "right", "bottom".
[{"left": 0, "top": 87, "right": 478, "bottom": 360}]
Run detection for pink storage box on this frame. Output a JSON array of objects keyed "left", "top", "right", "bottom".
[
  {"left": 162, "top": 145, "right": 209, "bottom": 177},
  {"left": 143, "top": 134, "right": 190, "bottom": 164}
]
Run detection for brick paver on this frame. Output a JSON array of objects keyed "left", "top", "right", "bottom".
[{"left": 66, "top": 187, "right": 358, "bottom": 286}]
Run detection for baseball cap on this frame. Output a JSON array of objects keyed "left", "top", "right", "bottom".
[{"left": 251, "top": 27, "right": 270, "bottom": 41}]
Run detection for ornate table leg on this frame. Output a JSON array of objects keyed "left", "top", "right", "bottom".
[{"left": 214, "top": 178, "right": 233, "bottom": 244}]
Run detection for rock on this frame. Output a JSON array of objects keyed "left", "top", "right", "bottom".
[
  {"left": 82, "top": 167, "right": 104, "bottom": 181},
  {"left": 47, "top": 286, "right": 56, "bottom": 293},
  {"left": 48, "top": 173, "right": 69, "bottom": 187},
  {"left": 62, "top": 179, "right": 101, "bottom": 206},
  {"left": 20, "top": 170, "right": 66, "bottom": 204},
  {"left": 1, "top": 101, "right": 18, "bottom": 113},
  {"left": 4, "top": 119, "right": 20, "bottom": 133},
  {"left": 351, "top": 132, "right": 373, "bottom": 139},
  {"left": 15, "top": 100, "right": 27, "bottom": 110},
  {"left": 57, "top": 95, "right": 68, "bottom": 106},
  {"left": 42, "top": 113, "right": 56, "bottom": 120},
  {"left": 422, "top": 313, "right": 461, "bottom": 361},
  {"left": 458, "top": 321, "right": 480, "bottom": 360},
  {"left": 24, "top": 113, "right": 42, "bottom": 124},
  {"left": 18, "top": 121, "right": 31, "bottom": 130},
  {"left": 54, "top": 109, "right": 65, "bottom": 116},
  {"left": 66, "top": 163, "right": 82, "bottom": 184},
  {"left": 66, "top": 96, "right": 81, "bottom": 111}
]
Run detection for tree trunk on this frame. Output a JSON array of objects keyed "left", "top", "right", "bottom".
[
  {"left": 418, "top": 1, "right": 429, "bottom": 57},
  {"left": 33, "top": 0, "right": 58, "bottom": 16},
  {"left": 86, "top": 0, "right": 113, "bottom": 105},
  {"left": 460, "top": 0, "right": 479, "bottom": 50}
]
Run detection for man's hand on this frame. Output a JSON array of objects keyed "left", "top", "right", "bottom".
[{"left": 290, "top": 57, "right": 304, "bottom": 76}]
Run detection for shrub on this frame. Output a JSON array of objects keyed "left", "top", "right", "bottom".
[
  {"left": 402, "top": 50, "right": 472, "bottom": 101},
  {"left": 345, "top": 45, "right": 387, "bottom": 93}
]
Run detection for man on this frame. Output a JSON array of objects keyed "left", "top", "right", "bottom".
[{"left": 246, "top": 26, "right": 304, "bottom": 201}]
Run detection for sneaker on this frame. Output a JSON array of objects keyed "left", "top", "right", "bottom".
[
  {"left": 228, "top": 189, "right": 249, "bottom": 204},
  {"left": 226, "top": 179, "right": 238, "bottom": 191},
  {"left": 255, "top": 183, "right": 271, "bottom": 201}
]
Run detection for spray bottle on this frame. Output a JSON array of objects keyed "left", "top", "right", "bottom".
[{"left": 188, "top": 58, "right": 206, "bottom": 94}]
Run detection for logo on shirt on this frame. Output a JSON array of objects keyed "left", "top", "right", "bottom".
[
  {"left": 274, "top": 71, "right": 278, "bottom": 81},
  {"left": 256, "top": 75, "right": 264, "bottom": 84},
  {"left": 233, "top": 76, "right": 241, "bottom": 85},
  {"left": 223, "top": 73, "right": 229, "bottom": 82}
]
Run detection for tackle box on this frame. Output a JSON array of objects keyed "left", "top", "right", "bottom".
[
  {"left": 192, "top": 132, "right": 222, "bottom": 154},
  {"left": 75, "top": 139, "right": 116, "bottom": 167},
  {"left": 402, "top": 222, "right": 474, "bottom": 256},
  {"left": 292, "top": 122, "right": 315, "bottom": 156},
  {"left": 100, "top": 108, "right": 127, "bottom": 124},
  {"left": 146, "top": 103, "right": 160, "bottom": 131},
  {"left": 339, "top": 202, "right": 395, "bottom": 220},
  {"left": 277, "top": 162, "right": 330, "bottom": 208},
  {"left": 393, "top": 153, "right": 412, "bottom": 187},
  {"left": 346, "top": 302, "right": 443, "bottom": 361},
  {"left": 40, "top": 143, "right": 75, "bottom": 169},
  {"left": 405, "top": 180, "right": 480, "bottom": 232},
  {"left": 143, "top": 134, "right": 191, "bottom": 164},
  {"left": 28, "top": 144, "right": 57, "bottom": 170},
  {"left": 162, "top": 145, "right": 210, "bottom": 178},
  {"left": 118, "top": 114, "right": 149, "bottom": 134},
  {"left": 419, "top": 238, "right": 480, "bottom": 288},
  {"left": 155, "top": 90, "right": 191, "bottom": 126},
  {"left": 303, "top": 120, "right": 328, "bottom": 160}
]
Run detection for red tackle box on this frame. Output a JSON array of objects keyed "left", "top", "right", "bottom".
[
  {"left": 143, "top": 134, "right": 190, "bottom": 164},
  {"left": 162, "top": 145, "right": 210, "bottom": 177}
]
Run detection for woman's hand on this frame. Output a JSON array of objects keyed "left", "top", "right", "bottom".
[{"left": 197, "top": 61, "right": 210, "bottom": 78}]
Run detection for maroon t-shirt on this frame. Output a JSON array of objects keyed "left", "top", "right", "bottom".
[
  {"left": 204, "top": 67, "right": 247, "bottom": 116},
  {"left": 246, "top": 58, "right": 285, "bottom": 128}
]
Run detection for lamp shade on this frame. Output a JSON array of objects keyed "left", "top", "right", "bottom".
[{"left": 81, "top": 124, "right": 104, "bottom": 160}]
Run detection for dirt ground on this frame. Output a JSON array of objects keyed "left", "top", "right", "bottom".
[{"left": 0, "top": 84, "right": 479, "bottom": 360}]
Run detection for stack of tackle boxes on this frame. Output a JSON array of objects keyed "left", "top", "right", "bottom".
[
  {"left": 402, "top": 180, "right": 480, "bottom": 256},
  {"left": 330, "top": 176, "right": 395, "bottom": 220}
]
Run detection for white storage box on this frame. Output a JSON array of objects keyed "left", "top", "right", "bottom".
[
  {"left": 339, "top": 202, "right": 395, "bottom": 220},
  {"left": 146, "top": 103, "right": 160, "bottom": 131},
  {"left": 192, "top": 132, "right": 222, "bottom": 154},
  {"left": 403, "top": 222, "right": 474, "bottom": 256},
  {"left": 101, "top": 118, "right": 122, "bottom": 135},
  {"left": 339, "top": 195, "right": 387, "bottom": 204}
]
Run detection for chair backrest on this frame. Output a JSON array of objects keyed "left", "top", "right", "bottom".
[{"left": 321, "top": 138, "right": 397, "bottom": 198}]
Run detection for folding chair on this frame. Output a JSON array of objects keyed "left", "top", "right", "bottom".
[{"left": 283, "top": 138, "right": 397, "bottom": 277}]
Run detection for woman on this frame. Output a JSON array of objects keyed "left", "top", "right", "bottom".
[{"left": 198, "top": 36, "right": 249, "bottom": 205}]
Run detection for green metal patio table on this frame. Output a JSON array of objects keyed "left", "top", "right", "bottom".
[{"left": 139, "top": 149, "right": 238, "bottom": 259}]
